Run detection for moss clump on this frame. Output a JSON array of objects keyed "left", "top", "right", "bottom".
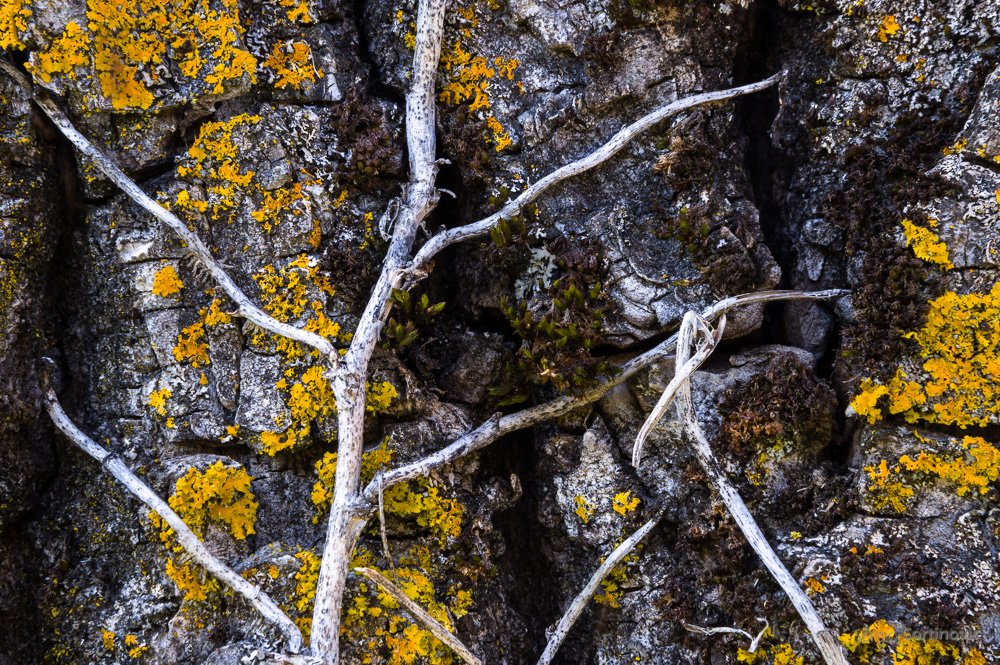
[
  {"left": 493, "top": 236, "right": 615, "bottom": 403},
  {"left": 718, "top": 353, "right": 835, "bottom": 455}
]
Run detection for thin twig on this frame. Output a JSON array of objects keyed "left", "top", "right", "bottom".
[
  {"left": 377, "top": 472, "right": 397, "bottom": 581},
  {"left": 39, "top": 365, "right": 304, "bottom": 653},
  {"left": 27, "top": 92, "right": 339, "bottom": 367},
  {"left": 405, "top": 73, "right": 783, "bottom": 279},
  {"left": 632, "top": 312, "right": 726, "bottom": 467},
  {"left": 355, "top": 567, "right": 484, "bottom": 665},
  {"left": 535, "top": 514, "right": 662, "bottom": 665},
  {"left": 359, "top": 290, "right": 846, "bottom": 509},
  {"left": 662, "top": 314, "right": 848, "bottom": 665}
]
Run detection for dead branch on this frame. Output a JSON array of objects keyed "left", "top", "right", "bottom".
[
  {"left": 405, "top": 73, "right": 783, "bottom": 280},
  {"left": 40, "top": 365, "right": 304, "bottom": 653},
  {"left": 645, "top": 312, "right": 848, "bottom": 665},
  {"left": 535, "top": 514, "right": 663, "bottom": 665},
  {"left": 355, "top": 567, "right": 484, "bottom": 665},
  {"left": 359, "top": 290, "right": 846, "bottom": 509}
]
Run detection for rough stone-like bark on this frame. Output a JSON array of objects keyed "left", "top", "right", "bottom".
[{"left": 1, "top": 0, "right": 999, "bottom": 664}]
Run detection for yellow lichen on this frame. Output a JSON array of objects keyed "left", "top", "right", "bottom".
[
  {"left": 803, "top": 577, "right": 825, "bottom": 595},
  {"left": 839, "top": 620, "right": 895, "bottom": 663},
  {"left": 202, "top": 298, "right": 232, "bottom": 326},
  {"left": 101, "top": 629, "right": 115, "bottom": 650},
  {"left": 0, "top": 0, "right": 31, "bottom": 50},
  {"left": 877, "top": 15, "right": 900, "bottom": 42},
  {"left": 851, "top": 284, "right": 1000, "bottom": 428},
  {"left": 149, "top": 461, "right": 257, "bottom": 601},
  {"left": 173, "top": 321, "right": 210, "bottom": 367},
  {"left": 573, "top": 495, "right": 593, "bottom": 524},
  {"left": 611, "top": 491, "right": 640, "bottom": 516},
  {"left": 292, "top": 550, "right": 321, "bottom": 636},
  {"left": 152, "top": 265, "right": 183, "bottom": 297},
  {"left": 176, "top": 114, "right": 260, "bottom": 223},
  {"left": 899, "top": 435, "right": 1000, "bottom": 496},
  {"left": 366, "top": 380, "right": 398, "bottom": 413},
  {"left": 27, "top": 22, "right": 89, "bottom": 81},
  {"left": 147, "top": 387, "right": 172, "bottom": 416},
  {"left": 263, "top": 41, "right": 321, "bottom": 89},
  {"left": 901, "top": 219, "right": 953, "bottom": 270},
  {"left": 865, "top": 459, "right": 914, "bottom": 513},
  {"left": 252, "top": 182, "right": 306, "bottom": 231},
  {"left": 893, "top": 635, "right": 959, "bottom": 665}
]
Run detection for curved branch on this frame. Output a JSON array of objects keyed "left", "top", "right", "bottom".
[
  {"left": 30, "top": 93, "right": 339, "bottom": 365},
  {"left": 355, "top": 567, "right": 484, "bottom": 665},
  {"left": 535, "top": 514, "right": 663, "bottom": 665},
  {"left": 40, "top": 370, "right": 304, "bottom": 653},
  {"left": 360, "top": 289, "right": 845, "bottom": 507},
  {"left": 668, "top": 314, "right": 847, "bottom": 665},
  {"left": 407, "top": 73, "right": 783, "bottom": 276}
]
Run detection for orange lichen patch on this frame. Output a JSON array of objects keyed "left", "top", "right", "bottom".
[
  {"left": 83, "top": 0, "right": 255, "bottom": 109},
  {"left": 611, "top": 491, "right": 640, "bottom": 516},
  {"left": 176, "top": 114, "right": 260, "bottom": 222},
  {"left": 594, "top": 538, "right": 641, "bottom": 608},
  {"left": 291, "top": 550, "right": 321, "bottom": 637},
  {"left": 148, "top": 462, "right": 257, "bottom": 601},
  {"left": 865, "top": 459, "right": 914, "bottom": 513},
  {"left": 804, "top": 577, "right": 825, "bottom": 595},
  {"left": 312, "top": 444, "right": 461, "bottom": 545},
  {"left": 202, "top": 298, "right": 232, "bottom": 326},
  {"left": 738, "top": 642, "right": 803, "bottom": 665},
  {"left": 148, "top": 387, "right": 172, "bottom": 416},
  {"left": 851, "top": 284, "right": 1000, "bottom": 428},
  {"left": 173, "top": 321, "right": 210, "bottom": 366},
  {"left": 485, "top": 116, "right": 511, "bottom": 152},
  {"left": 263, "top": 41, "right": 321, "bottom": 89},
  {"left": 0, "top": 0, "right": 31, "bottom": 50},
  {"left": 252, "top": 182, "right": 306, "bottom": 231},
  {"left": 152, "top": 265, "right": 183, "bottom": 296},
  {"left": 900, "top": 434, "right": 1000, "bottom": 496},
  {"left": 839, "top": 619, "right": 896, "bottom": 663},
  {"left": 893, "top": 636, "right": 959, "bottom": 665},
  {"left": 901, "top": 219, "right": 952, "bottom": 270},
  {"left": 274, "top": 0, "right": 313, "bottom": 23},
  {"left": 877, "top": 15, "right": 900, "bottom": 41},
  {"left": 27, "top": 22, "right": 89, "bottom": 81}
]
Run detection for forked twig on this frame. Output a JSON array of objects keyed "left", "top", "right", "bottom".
[
  {"left": 39, "top": 364, "right": 304, "bottom": 653},
  {"left": 639, "top": 313, "right": 848, "bottom": 665},
  {"left": 535, "top": 514, "right": 662, "bottom": 665},
  {"left": 354, "top": 567, "right": 484, "bottom": 665}
]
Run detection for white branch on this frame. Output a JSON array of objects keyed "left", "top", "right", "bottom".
[
  {"left": 310, "top": 0, "right": 450, "bottom": 660},
  {"left": 355, "top": 567, "right": 484, "bottom": 665},
  {"left": 406, "top": 73, "right": 783, "bottom": 277},
  {"left": 40, "top": 370, "right": 304, "bottom": 653},
  {"left": 535, "top": 515, "right": 662, "bottom": 665},
  {"left": 653, "top": 313, "right": 848, "bottom": 665},
  {"left": 30, "top": 93, "right": 339, "bottom": 366},
  {"left": 359, "top": 290, "right": 846, "bottom": 508}
]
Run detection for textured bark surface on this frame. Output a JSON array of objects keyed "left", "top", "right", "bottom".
[{"left": 1, "top": 0, "right": 999, "bottom": 664}]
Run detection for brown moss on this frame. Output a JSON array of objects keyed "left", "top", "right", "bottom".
[{"left": 718, "top": 353, "right": 836, "bottom": 456}]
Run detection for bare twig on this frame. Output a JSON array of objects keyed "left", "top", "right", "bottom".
[
  {"left": 39, "top": 366, "right": 304, "bottom": 653},
  {"left": 655, "top": 313, "right": 848, "bottom": 665},
  {"left": 310, "top": 0, "right": 450, "bottom": 659},
  {"left": 359, "top": 290, "right": 846, "bottom": 509},
  {"left": 632, "top": 312, "right": 726, "bottom": 467},
  {"left": 535, "top": 514, "right": 662, "bottom": 665},
  {"left": 377, "top": 472, "right": 397, "bottom": 581},
  {"left": 406, "top": 73, "right": 783, "bottom": 279},
  {"left": 28, "top": 92, "right": 339, "bottom": 366},
  {"left": 682, "top": 619, "right": 770, "bottom": 654},
  {"left": 355, "top": 567, "right": 484, "bottom": 665}
]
